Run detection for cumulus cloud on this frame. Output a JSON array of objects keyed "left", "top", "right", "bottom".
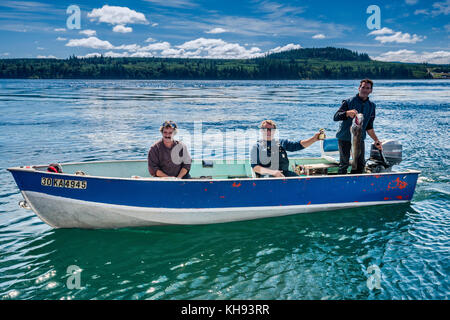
[
  {"left": 56, "top": 37, "right": 67, "bottom": 41},
  {"left": 37, "top": 55, "right": 57, "bottom": 59},
  {"left": 88, "top": 5, "right": 148, "bottom": 26},
  {"left": 145, "top": 37, "right": 156, "bottom": 43},
  {"left": 368, "top": 27, "right": 425, "bottom": 43},
  {"left": 367, "top": 27, "right": 394, "bottom": 35},
  {"left": 205, "top": 27, "right": 228, "bottom": 34},
  {"left": 76, "top": 38, "right": 304, "bottom": 59},
  {"left": 173, "top": 38, "right": 262, "bottom": 58},
  {"left": 312, "top": 34, "right": 325, "bottom": 39},
  {"left": 372, "top": 49, "right": 450, "bottom": 64},
  {"left": 114, "top": 44, "right": 141, "bottom": 51},
  {"left": 267, "top": 43, "right": 302, "bottom": 54},
  {"left": 66, "top": 37, "right": 114, "bottom": 50},
  {"left": 141, "top": 41, "right": 171, "bottom": 51},
  {"left": 79, "top": 29, "right": 97, "bottom": 36},
  {"left": 113, "top": 25, "right": 133, "bottom": 33}
]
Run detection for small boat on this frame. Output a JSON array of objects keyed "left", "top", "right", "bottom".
[{"left": 8, "top": 139, "right": 420, "bottom": 229}]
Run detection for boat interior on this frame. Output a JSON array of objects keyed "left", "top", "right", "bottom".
[
  {"left": 31, "top": 157, "right": 340, "bottom": 179},
  {"left": 29, "top": 139, "right": 347, "bottom": 179}
]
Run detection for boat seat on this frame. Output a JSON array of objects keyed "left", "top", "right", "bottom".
[{"left": 320, "top": 138, "right": 339, "bottom": 163}]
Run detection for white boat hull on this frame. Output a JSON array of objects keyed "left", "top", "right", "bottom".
[{"left": 23, "top": 191, "right": 408, "bottom": 229}]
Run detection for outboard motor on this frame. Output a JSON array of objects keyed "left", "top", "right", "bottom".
[{"left": 365, "top": 140, "right": 402, "bottom": 173}]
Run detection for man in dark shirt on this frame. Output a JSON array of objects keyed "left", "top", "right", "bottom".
[
  {"left": 333, "top": 79, "right": 382, "bottom": 174},
  {"left": 148, "top": 121, "right": 191, "bottom": 179},
  {"left": 251, "top": 120, "right": 321, "bottom": 178}
]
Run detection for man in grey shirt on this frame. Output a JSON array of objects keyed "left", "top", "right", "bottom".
[{"left": 148, "top": 121, "right": 192, "bottom": 179}]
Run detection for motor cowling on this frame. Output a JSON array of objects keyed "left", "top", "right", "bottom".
[{"left": 365, "top": 140, "right": 402, "bottom": 173}]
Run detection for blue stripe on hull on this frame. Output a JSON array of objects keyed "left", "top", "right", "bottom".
[{"left": 9, "top": 170, "right": 419, "bottom": 209}]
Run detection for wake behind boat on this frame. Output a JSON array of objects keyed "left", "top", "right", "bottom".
[{"left": 8, "top": 139, "right": 420, "bottom": 229}]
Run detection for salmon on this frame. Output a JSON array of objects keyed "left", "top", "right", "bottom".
[{"left": 351, "top": 113, "right": 364, "bottom": 170}]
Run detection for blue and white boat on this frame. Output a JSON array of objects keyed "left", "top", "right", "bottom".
[{"left": 8, "top": 139, "right": 420, "bottom": 229}]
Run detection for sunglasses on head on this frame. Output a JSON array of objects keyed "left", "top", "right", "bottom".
[{"left": 162, "top": 121, "right": 177, "bottom": 129}]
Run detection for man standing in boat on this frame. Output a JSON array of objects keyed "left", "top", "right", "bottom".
[
  {"left": 148, "top": 120, "right": 192, "bottom": 179},
  {"left": 251, "top": 120, "right": 321, "bottom": 177},
  {"left": 333, "top": 79, "right": 382, "bottom": 174}
]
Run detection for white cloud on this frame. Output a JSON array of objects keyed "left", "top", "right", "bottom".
[
  {"left": 205, "top": 27, "right": 228, "bottom": 34},
  {"left": 143, "top": 0, "right": 197, "bottom": 8},
  {"left": 54, "top": 28, "right": 66, "bottom": 32},
  {"left": 66, "top": 37, "right": 114, "bottom": 50},
  {"left": 141, "top": 41, "right": 171, "bottom": 51},
  {"left": 130, "top": 51, "right": 155, "bottom": 57},
  {"left": 267, "top": 43, "right": 302, "bottom": 54},
  {"left": 151, "top": 23, "right": 158, "bottom": 27},
  {"left": 114, "top": 44, "right": 141, "bottom": 51},
  {"left": 77, "top": 52, "right": 102, "bottom": 58},
  {"left": 145, "top": 37, "right": 156, "bottom": 43},
  {"left": 103, "top": 51, "right": 130, "bottom": 58},
  {"left": 414, "top": 0, "right": 450, "bottom": 16},
  {"left": 88, "top": 5, "right": 148, "bottom": 26},
  {"left": 56, "top": 37, "right": 67, "bottom": 41},
  {"left": 312, "top": 34, "right": 325, "bottom": 39},
  {"left": 368, "top": 27, "right": 395, "bottom": 35},
  {"left": 79, "top": 38, "right": 305, "bottom": 60},
  {"left": 79, "top": 29, "right": 97, "bottom": 36},
  {"left": 375, "top": 33, "right": 425, "bottom": 44},
  {"left": 113, "top": 25, "right": 133, "bottom": 33},
  {"left": 37, "top": 55, "right": 57, "bottom": 59},
  {"left": 171, "top": 38, "right": 262, "bottom": 59},
  {"left": 368, "top": 27, "right": 425, "bottom": 43},
  {"left": 432, "top": 0, "right": 450, "bottom": 15},
  {"left": 372, "top": 49, "right": 450, "bottom": 64},
  {"left": 405, "top": 0, "right": 418, "bottom": 4},
  {"left": 414, "top": 9, "right": 429, "bottom": 15}
]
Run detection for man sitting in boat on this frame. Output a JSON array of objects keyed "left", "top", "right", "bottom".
[
  {"left": 251, "top": 120, "right": 320, "bottom": 178},
  {"left": 148, "top": 120, "right": 192, "bottom": 179}
]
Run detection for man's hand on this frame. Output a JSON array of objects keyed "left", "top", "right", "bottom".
[
  {"left": 313, "top": 132, "right": 321, "bottom": 141},
  {"left": 374, "top": 140, "right": 383, "bottom": 151},
  {"left": 346, "top": 109, "right": 358, "bottom": 118},
  {"left": 272, "top": 170, "right": 285, "bottom": 178}
]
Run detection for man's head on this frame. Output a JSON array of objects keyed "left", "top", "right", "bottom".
[
  {"left": 358, "top": 79, "right": 373, "bottom": 99},
  {"left": 260, "top": 119, "right": 277, "bottom": 141},
  {"left": 160, "top": 120, "right": 178, "bottom": 142}
]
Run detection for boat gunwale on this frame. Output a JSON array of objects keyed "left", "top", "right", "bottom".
[{"left": 7, "top": 159, "right": 421, "bottom": 182}]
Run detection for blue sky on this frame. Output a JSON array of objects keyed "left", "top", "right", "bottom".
[{"left": 0, "top": 0, "right": 449, "bottom": 63}]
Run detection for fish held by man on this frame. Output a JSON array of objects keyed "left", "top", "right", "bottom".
[{"left": 351, "top": 113, "right": 364, "bottom": 171}]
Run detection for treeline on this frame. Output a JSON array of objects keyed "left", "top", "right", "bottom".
[
  {"left": 0, "top": 47, "right": 438, "bottom": 80},
  {"left": 267, "top": 47, "right": 371, "bottom": 61}
]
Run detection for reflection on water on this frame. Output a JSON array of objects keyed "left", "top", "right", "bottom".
[{"left": 0, "top": 79, "right": 449, "bottom": 299}]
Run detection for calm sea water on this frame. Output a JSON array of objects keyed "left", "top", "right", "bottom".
[{"left": 0, "top": 79, "right": 449, "bottom": 300}]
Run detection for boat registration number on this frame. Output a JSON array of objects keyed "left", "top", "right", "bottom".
[{"left": 41, "top": 177, "right": 87, "bottom": 189}]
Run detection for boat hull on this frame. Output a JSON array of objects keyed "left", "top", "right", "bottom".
[{"left": 9, "top": 166, "right": 420, "bottom": 229}]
